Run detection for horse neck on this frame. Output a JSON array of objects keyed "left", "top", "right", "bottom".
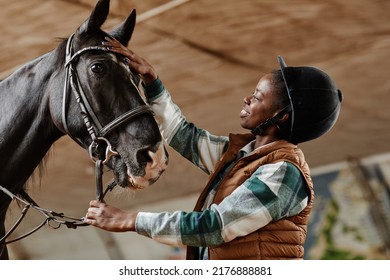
[{"left": 0, "top": 51, "right": 64, "bottom": 192}]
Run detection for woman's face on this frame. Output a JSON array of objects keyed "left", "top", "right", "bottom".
[{"left": 240, "top": 73, "right": 280, "bottom": 132}]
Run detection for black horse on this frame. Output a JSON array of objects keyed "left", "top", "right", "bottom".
[{"left": 0, "top": 0, "right": 168, "bottom": 259}]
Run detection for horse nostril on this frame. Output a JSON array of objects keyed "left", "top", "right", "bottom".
[
  {"left": 136, "top": 143, "right": 168, "bottom": 171},
  {"left": 136, "top": 149, "right": 152, "bottom": 164},
  {"left": 148, "top": 143, "right": 169, "bottom": 170}
]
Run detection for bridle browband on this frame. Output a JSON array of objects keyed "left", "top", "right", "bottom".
[{"left": 0, "top": 34, "right": 155, "bottom": 248}]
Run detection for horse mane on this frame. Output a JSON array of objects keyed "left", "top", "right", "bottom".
[
  {"left": 20, "top": 38, "right": 68, "bottom": 195},
  {"left": 23, "top": 149, "right": 52, "bottom": 193},
  {"left": 52, "top": 38, "right": 68, "bottom": 67}
]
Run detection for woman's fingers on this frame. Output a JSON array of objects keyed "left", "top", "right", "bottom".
[
  {"left": 102, "top": 37, "right": 139, "bottom": 62},
  {"left": 101, "top": 37, "right": 157, "bottom": 83}
]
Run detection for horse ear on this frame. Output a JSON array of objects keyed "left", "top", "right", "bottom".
[
  {"left": 79, "top": 0, "right": 110, "bottom": 34},
  {"left": 109, "top": 9, "right": 136, "bottom": 46}
]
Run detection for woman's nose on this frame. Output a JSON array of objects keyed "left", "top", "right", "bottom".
[{"left": 244, "top": 96, "right": 250, "bottom": 105}]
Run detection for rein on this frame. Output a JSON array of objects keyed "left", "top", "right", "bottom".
[
  {"left": 0, "top": 34, "right": 154, "bottom": 247},
  {"left": 0, "top": 181, "right": 116, "bottom": 246},
  {"left": 0, "top": 185, "right": 90, "bottom": 245}
]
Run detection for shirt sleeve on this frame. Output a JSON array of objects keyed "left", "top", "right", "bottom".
[
  {"left": 143, "top": 78, "right": 229, "bottom": 175},
  {"left": 135, "top": 161, "right": 309, "bottom": 247}
]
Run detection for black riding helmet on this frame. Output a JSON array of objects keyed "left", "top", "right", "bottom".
[{"left": 252, "top": 56, "right": 343, "bottom": 144}]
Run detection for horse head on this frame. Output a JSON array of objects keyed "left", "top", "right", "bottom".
[{"left": 55, "top": 0, "right": 168, "bottom": 189}]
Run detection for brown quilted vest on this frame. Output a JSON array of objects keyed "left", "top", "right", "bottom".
[{"left": 186, "top": 133, "right": 314, "bottom": 260}]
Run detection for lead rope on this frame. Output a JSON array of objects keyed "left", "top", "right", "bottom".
[{"left": 0, "top": 178, "right": 116, "bottom": 246}]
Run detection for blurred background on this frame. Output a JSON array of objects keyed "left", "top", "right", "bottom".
[{"left": 1, "top": 0, "right": 389, "bottom": 259}]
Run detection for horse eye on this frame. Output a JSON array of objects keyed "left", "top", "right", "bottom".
[{"left": 91, "top": 62, "right": 105, "bottom": 74}]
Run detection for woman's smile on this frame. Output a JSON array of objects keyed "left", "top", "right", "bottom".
[{"left": 240, "top": 107, "right": 250, "bottom": 118}]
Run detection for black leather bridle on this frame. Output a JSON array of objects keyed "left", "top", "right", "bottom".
[
  {"left": 0, "top": 34, "right": 155, "bottom": 248},
  {"left": 63, "top": 34, "right": 154, "bottom": 163},
  {"left": 62, "top": 33, "right": 155, "bottom": 200}
]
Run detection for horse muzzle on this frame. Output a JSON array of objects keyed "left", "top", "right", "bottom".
[{"left": 127, "top": 141, "right": 168, "bottom": 189}]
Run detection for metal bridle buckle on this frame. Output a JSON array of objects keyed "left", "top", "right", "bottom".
[{"left": 88, "top": 137, "right": 119, "bottom": 164}]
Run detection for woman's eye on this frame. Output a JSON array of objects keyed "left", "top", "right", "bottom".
[
  {"left": 91, "top": 62, "right": 105, "bottom": 74},
  {"left": 252, "top": 94, "right": 259, "bottom": 101}
]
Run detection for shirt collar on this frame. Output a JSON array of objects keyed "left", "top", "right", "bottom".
[
  {"left": 239, "top": 140, "right": 256, "bottom": 157},
  {"left": 240, "top": 139, "right": 281, "bottom": 157}
]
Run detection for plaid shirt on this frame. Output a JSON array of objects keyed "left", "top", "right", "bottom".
[{"left": 135, "top": 78, "right": 308, "bottom": 254}]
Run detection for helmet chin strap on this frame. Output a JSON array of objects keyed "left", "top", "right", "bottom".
[{"left": 251, "top": 105, "right": 292, "bottom": 136}]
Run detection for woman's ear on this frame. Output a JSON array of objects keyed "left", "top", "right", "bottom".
[
  {"left": 277, "top": 112, "right": 290, "bottom": 124},
  {"left": 275, "top": 112, "right": 291, "bottom": 139}
]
